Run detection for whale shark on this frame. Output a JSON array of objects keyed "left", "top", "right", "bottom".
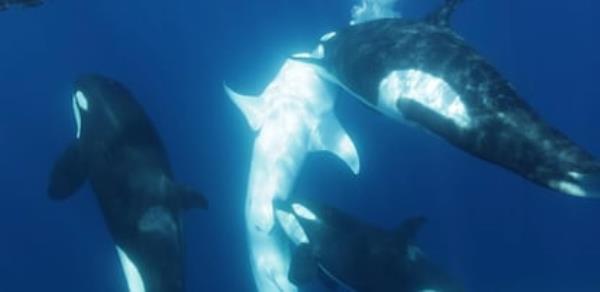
[
  {"left": 226, "top": 59, "right": 360, "bottom": 292},
  {"left": 274, "top": 199, "right": 464, "bottom": 292},
  {"left": 292, "top": 0, "right": 600, "bottom": 198},
  {"left": 48, "top": 75, "right": 207, "bottom": 292}
]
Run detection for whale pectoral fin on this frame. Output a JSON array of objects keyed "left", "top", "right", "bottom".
[
  {"left": 48, "top": 141, "right": 88, "bottom": 200},
  {"left": 224, "top": 84, "right": 265, "bottom": 131},
  {"left": 176, "top": 184, "right": 208, "bottom": 210},
  {"left": 289, "top": 244, "right": 318, "bottom": 286},
  {"left": 310, "top": 113, "right": 361, "bottom": 175},
  {"left": 397, "top": 98, "right": 460, "bottom": 136},
  {"left": 317, "top": 269, "right": 340, "bottom": 291}
]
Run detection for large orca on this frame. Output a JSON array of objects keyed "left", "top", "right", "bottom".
[
  {"left": 48, "top": 75, "right": 207, "bottom": 292},
  {"left": 274, "top": 199, "right": 463, "bottom": 292},
  {"left": 0, "top": 0, "right": 42, "bottom": 11},
  {"left": 293, "top": 0, "right": 600, "bottom": 198}
]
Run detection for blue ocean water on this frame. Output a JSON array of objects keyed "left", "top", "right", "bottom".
[{"left": 1, "top": 0, "right": 599, "bottom": 291}]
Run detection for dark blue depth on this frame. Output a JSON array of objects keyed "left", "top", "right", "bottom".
[{"left": 1, "top": 0, "right": 599, "bottom": 291}]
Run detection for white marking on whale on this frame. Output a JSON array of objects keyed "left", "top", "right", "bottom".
[
  {"left": 292, "top": 203, "right": 318, "bottom": 221},
  {"left": 320, "top": 31, "right": 337, "bottom": 42},
  {"left": 379, "top": 69, "right": 471, "bottom": 128},
  {"left": 75, "top": 91, "right": 89, "bottom": 111},
  {"left": 72, "top": 94, "right": 82, "bottom": 139},
  {"left": 227, "top": 58, "right": 360, "bottom": 292},
  {"left": 275, "top": 210, "right": 309, "bottom": 245},
  {"left": 551, "top": 180, "right": 587, "bottom": 197},
  {"left": 116, "top": 246, "right": 146, "bottom": 292}
]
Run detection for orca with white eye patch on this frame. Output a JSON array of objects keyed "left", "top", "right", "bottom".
[
  {"left": 48, "top": 74, "right": 208, "bottom": 292},
  {"left": 274, "top": 199, "right": 463, "bottom": 292},
  {"left": 293, "top": 0, "right": 600, "bottom": 198}
]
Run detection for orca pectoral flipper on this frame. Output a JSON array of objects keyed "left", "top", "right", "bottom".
[
  {"left": 289, "top": 244, "right": 318, "bottom": 286},
  {"left": 48, "top": 141, "right": 88, "bottom": 200}
]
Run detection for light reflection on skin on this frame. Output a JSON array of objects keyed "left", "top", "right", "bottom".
[{"left": 227, "top": 58, "right": 360, "bottom": 292}]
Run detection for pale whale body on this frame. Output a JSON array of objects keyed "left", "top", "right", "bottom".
[
  {"left": 294, "top": 0, "right": 600, "bottom": 198},
  {"left": 48, "top": 75, "right": 207, "bottom": 292},
  {"left": 227, "top": 59, "right": 360, "bottom": 292},
  {"left": 274, "top": 199, "right": 463, "bottom": 292}
]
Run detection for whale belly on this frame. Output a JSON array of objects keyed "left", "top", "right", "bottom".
[{"left": 378, "top": 69, "right": 471, "bottom": 128}]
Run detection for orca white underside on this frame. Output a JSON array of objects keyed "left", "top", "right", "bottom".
[{"left": 116, "top": 246, "right": 145, "bottom": 292}]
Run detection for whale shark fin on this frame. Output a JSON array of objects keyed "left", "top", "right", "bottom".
[
  {"left": 224, "top": 84, "right": 265, "bottom": 131},
  {"left": 397, "top": 216, "right": 427, "bottom": 240},
  {"left": 289, "top": 243, "right": 318, "bottom": 286},
  {"left": 427, "top": 0, "right": 464, "bottom": 27},
  {"left": 48, "top": 141, "right": 88, "bottom": 200},
  {"left": 310, "top": 112, "right": 361, "bottom": 175},
  {"left": 175, "top": 184, "right": 208, "bottom": 210}
]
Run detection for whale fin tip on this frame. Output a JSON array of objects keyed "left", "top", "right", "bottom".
[{"left": 224, "top": 83, "right": 264, "bottom": 131}]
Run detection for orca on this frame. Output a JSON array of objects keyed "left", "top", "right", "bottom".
[
  {"left": 0, "top": 0, "right": 43, "bottom": 11},
  {"left": 48, "top": 75, "right": 207, "bottom": 292},
  {"left": 274, "top": 199, "right": 463, "bottom": 292},
  {"left": 293, "top": 0, "right": 600, "bottom": 198},
  {"left": 226, "top": 59, "right": 360, "bottom": 292}
]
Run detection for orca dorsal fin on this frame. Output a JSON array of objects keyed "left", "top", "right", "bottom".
[
  {"left": 224, "top": 84, "right": 265, "bottom": 131},
  {"left": 309, "top": 112, "right": 361, "bottom": 175},
  {"left": 48, "top": 140, "right": 88, "bottom": 200},
  {"left": 427, "top": 0, "right": 464, "bottom": 27}
]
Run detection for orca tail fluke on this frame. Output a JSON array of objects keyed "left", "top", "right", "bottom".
[
  {"left": 548, "top": 169, "right": 600, "bottom": 198},
  {"left": 579, "top": 172, "right": 600, "bottom": 198}
]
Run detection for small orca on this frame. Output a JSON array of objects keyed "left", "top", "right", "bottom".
[
  {"left": 293, "top": 0, "right": 600, "bottom": 198},
  {"left": 274, "top": 199, "right": 463, "bottom": 292},
  {"left": 48, "top": 75, "right": 207, "bottom": 292},
  {"left": 0, "top": 0, "right": 43, "bottom": 11}
]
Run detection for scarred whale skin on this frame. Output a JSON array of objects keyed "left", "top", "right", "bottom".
[{"left": 294, "top": 0, "right": 600, "bottom": 198}]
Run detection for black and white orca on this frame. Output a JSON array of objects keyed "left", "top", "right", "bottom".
[
  {"left": 274, "top": 199, "right": 463, "bottom": 292},
  {"left": 293, "top": 0, "right": 600, "bottom": 198},
  {"left": 48, "top": 75, "right": 207, "bottom": 292},
  {"left": 0, "top": 0, "right": 42, "bottom": 11}
]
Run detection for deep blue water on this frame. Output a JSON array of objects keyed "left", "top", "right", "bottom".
[{"left": 1, "top": 0, "right": 600, "bottom": 291}]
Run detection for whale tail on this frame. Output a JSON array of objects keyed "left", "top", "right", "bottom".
[
  {"left": 547, "top": 167, "right": 600, "bottom": 198},
  {"left": 578, "top": 171, "right": 600, "bottom": 198}
]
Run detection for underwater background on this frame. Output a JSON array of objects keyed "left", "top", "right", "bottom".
[{"left": 1, "top": 0, "right": 600, "bottom": 291}]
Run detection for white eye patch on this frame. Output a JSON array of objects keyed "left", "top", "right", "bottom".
[
  {"left": 292, "top": 203, "right": 318, "bottom": 221},
  {"left": 72, "top": 95, "right": 82, "bottom": 139},
  {"left": 75, "top": 91, "right": 89, "bottom": 111}
]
